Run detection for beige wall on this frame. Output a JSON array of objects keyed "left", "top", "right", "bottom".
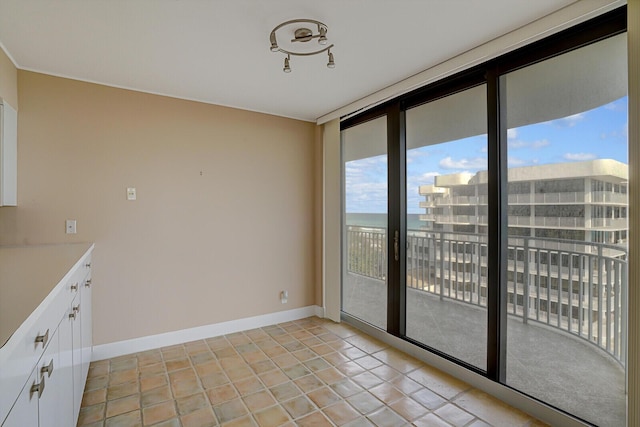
[
  {"left": 0, "top": 46, "right": 18, "bottom": 109},
  {"left": 0, "top": 71, "right": 318, "bottom": 345}
]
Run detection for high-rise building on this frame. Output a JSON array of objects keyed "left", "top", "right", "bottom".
[{"left": 418, "top": 158, "right": 628, "bottom": 245}]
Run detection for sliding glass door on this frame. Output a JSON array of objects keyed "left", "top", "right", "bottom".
[
  {"left": 342, "top": 115, "right": 388, "bottom": 330},
  {"left": 405, "top": 85, "right": 488, "bottom": 370},
  {"left": 340, "top": 7, "right": 626, "bottom": 426},
  {"left": 503, "top": 33, "right": 628, "bottom": 427}
]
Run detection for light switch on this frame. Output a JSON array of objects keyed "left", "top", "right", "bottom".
[
  {"left": 66, "top": 219, "right": 77, "bottom": 234},
  {"left": 127, "top": 187, "right": 136, "bottom": 201}
]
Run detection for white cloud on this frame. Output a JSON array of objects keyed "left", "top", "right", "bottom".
[
  {"left": 563, "top": 152, "right": 596, "bottom": 161},
  {"left": 546, "top": 113, "right": 585, "bottom": 128},
  {"left": 439, "top": 156, "right": 486, "bottom": 170},
  {"left": 507, "top": 128, "right": 518, "bottom": 140},
  {"left": 508, "top": 139, "right": 550, "bottom": 150},
  {"left": 598, "top": 122, "right": 628, "bottom": 140},
  {"left": 508, "top": 157, "right": 526, "bottom": 167},
  {"left": 408, "top": 171, "right": 440, "bottom": 186},
  {"left": 531, "top": 139, "right": 550, "bottom": 149},
  {"left": 406, "top": 149, "right": 430, "bottom": 164},
  {"left": 604, "top": 100, "right": 626, "bottom": 112},
  {"left": 508, "top": 140, "right": 528, "bottom": 149},
  {"left": 508, "top": 139, "right": 549, "bottom": 150},
  {"left": 345, "top": 181, "right": 388, "bottom": 212}
]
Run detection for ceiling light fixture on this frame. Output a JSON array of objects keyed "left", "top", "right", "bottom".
[{"left": 269, "top": 19, "right": 335, "bottom": 73}]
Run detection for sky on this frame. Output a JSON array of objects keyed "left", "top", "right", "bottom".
[{"left": 345, "top": 96, "right": 628, "bottom": 214}]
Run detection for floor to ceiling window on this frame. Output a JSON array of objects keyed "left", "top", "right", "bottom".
[
  {"left": 341, "top": 7, "right": 627, "bottom": 426},
  {"left": 503, "top": 32, "right": 628, "bottom": 427},
  {"left": 405, "top": 85, "right": 488, "bottom": 371},
  {"left": 342, "top": 115, "right": 388, "bottom": 331}
]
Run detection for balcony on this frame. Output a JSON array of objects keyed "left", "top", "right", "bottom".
[
  {"left": 435, "top": 195, "right": 488, "bottom": 206},
  {"left": 508, "top": 192, "right": 585, "bottom": 204},
  {"left": 344, "top": 226, "right": 626, "bottom": 427},
  {"left": 591, "top": 191, "right": 628, "bottom": 204},
  {"left": 590, "top": 217, "right": 628, "bottom": 229},
  {"left": 508, "top": 216, "right": 586, "bottom": 228}
]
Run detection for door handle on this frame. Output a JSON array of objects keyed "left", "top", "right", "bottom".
[{"left": 394, "top": 230, "right": 399, "bottom": 261}]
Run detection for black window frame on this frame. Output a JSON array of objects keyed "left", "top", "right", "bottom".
[{"left": 339, "top": 5, "right": 626, "bottom": 422}]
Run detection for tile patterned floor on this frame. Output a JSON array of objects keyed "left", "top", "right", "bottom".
[{"left": 77, "top": 317, "right": 547, "bottom": 427}]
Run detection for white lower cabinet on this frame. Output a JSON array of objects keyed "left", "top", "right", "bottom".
[
  {"left": 1, "top": 369, "right": 39, "bottom": 427},
  {"left": 36, "top": 326, "right": 61, "bottom": 427},
  {"left": 3, "top": 327, "right": 60, "bottom": 427},
  {"left": 0, "top": 244, "right": 94, "bottom": 427}
]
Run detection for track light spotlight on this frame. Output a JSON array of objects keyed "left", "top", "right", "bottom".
[
  {"left": 283, "top": 55, "right": 291, "bottom": 73},
  {"left": 327, "top": 51, "right": 335, "bottom": 69},
  {"left": 318, "top": 25, "right": 328, "bottom": 45}
]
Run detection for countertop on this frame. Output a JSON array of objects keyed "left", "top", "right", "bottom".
[{"left": 0, "top": 243, "right": 93, "bottom": 347}]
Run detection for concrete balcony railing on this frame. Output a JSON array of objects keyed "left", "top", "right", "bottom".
[
  {"left": 590, "top": 217, "right": 628, "bottom": 229},
  {"left": 419, "top": 201, "right": 436, "bottom": 208},
  {"left": 508, "top": 192, "right": 585, "bottom": 204},
  {"left": 435, "top": 195, "right": 488, "bottom": 206},
  {"left": 346, "top": 226, "right": 628, "bottom": 366},
  {"left": 508, "top": 216, "right": 586, "bottom": 228},
  {"left": 590, "top": 191, "right": 627, "bottom": 204}
]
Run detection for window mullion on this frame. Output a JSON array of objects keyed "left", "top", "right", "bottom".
[
  {"left": 486, "top": 68, "right": 508, "bottom": 382},
  {"left": 386, "top": 103, "right": 406, "bottom": 336}
]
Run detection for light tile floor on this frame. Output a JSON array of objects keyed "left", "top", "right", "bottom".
[{"left": 77, "top": 317, "right": 547, "bottom": 427}]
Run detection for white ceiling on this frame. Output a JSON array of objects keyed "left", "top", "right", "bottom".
[{"left": 0, "top": 0, "right": 579, "bottom": 122}]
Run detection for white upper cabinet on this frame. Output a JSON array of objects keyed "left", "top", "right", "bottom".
[{"left": 0, "top": 99, "right": 17, "bottom": 206}]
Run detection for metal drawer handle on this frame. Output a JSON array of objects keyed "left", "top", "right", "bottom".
[
  {"left": 85, "top": 279, "right": 92, "bottom": 288},
  {"left": 35, "top": 329, "right": 49, "bottom": 348},
  {"left": 30, "top": 376, "right": 45, "bottom": 399},
  {"left": 69, "top": 311, "right": 76, "bottom": 320},
  {"left": 70, "top": 282, "right": 78, "bottom": 292},
  {"left": 41, "top": 359, "right": 54, "bottom": 377}
]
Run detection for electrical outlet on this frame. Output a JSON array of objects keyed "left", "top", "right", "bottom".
[
  {"left": 280, "top": 290, "right": 288, "bottom": 304},
  {"left": 66, "top": 219, "right": 77, "bottom": 234},
  {"left": 127, "top": 187, "right": 136, "bottom": 200}
]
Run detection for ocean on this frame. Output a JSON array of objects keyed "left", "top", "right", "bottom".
[{"left": 346, "top": 213, "right": 424, "bottom": 230}]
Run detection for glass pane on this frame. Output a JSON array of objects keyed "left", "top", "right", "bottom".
[
  {"left": 406, "top": 84, "right": 488, "bottom": 370},
  {"left": 342, "top": 116, "right": 388, "bottom": 330},
  {"left": 505, "top": 34, "right": 627, "bottom": 426}
]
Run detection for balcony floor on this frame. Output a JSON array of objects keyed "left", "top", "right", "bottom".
[{"left": 343, "top": 273, "right": 626, "bottom": 427}]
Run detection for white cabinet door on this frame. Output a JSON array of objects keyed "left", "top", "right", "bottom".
[
  {"left": 80, "top": 277, "right": 92, "bottom": 382},
  {"left": 0, "top": 101, "right": 17, "bottom": 207},
  {"left": 57, "top": 308, "right": 74, "bottom": 427},
  {"left": 37, "top": 327, "right": 60, "bottom": 427},
  {"left": 70, "top": 300, "right": 82, "bottom": 423},
  {"left": 2, "top": 368, "right": 39, "bottom": 427}
]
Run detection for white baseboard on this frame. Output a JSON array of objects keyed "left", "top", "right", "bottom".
[
  {"left": 314, "top": 305, "right": 325, "bottom": 318},
  {"left": 92, "top": 305, "right": 324, "bottom": 361}
]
